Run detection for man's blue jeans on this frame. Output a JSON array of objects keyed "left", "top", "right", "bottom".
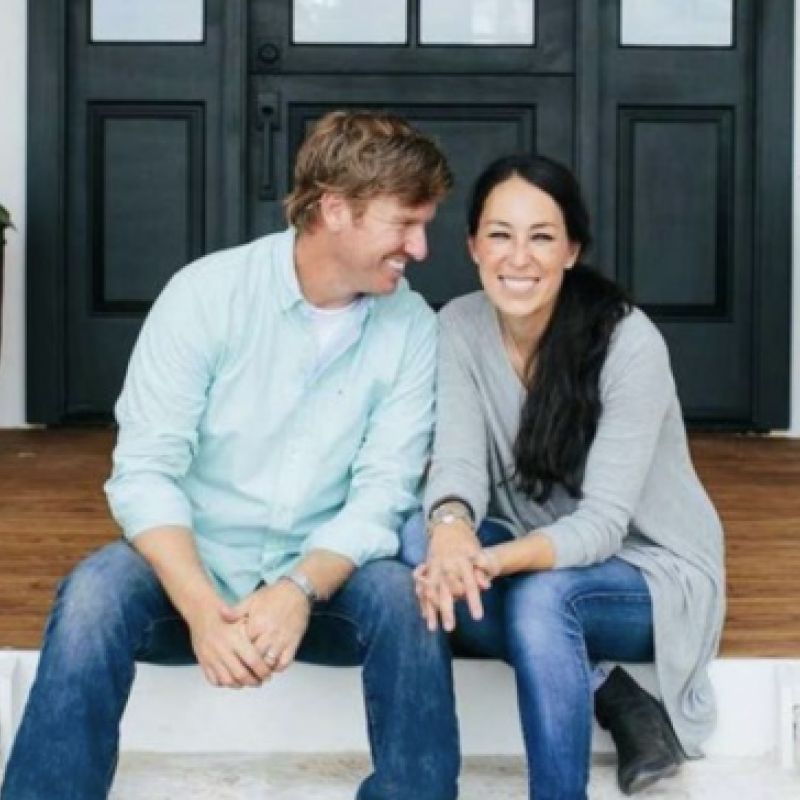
[
  {"left": 1, "top": 541, "right": 459, "bottom": 800},
  {"left": 401, "top": 513, "right": 654, "bottom": 800}
]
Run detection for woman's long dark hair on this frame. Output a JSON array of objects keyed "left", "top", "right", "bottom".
[{"left": 468, "top": 154, "right": 631, "bottom": 502}]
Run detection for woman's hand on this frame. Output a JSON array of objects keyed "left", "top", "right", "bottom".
[
  {"left": 414, "top": 520, "right": 491, "bottom": 631},
  {"left": 471, "top": 546, "right": 503, "bottom": 580}
]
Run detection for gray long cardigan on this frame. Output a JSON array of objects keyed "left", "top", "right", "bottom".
[{"left": 424, "top": 292, "right": 725, "bottom": 757}]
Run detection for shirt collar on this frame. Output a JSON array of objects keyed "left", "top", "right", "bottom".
[
  {"left": 273, "top": 226, "right": 378, "bottom": 319},
  {"left": 274, "top": 227, "right": 305, "bottom": 312}
]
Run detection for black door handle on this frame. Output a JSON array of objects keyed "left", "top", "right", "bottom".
[{"left": 256, "top": 91, "right": 280, "bottom": 200}]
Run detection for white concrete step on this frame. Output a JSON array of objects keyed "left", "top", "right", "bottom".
[{"left": 2, "top": 653, "right": 800, "bottom": 774}]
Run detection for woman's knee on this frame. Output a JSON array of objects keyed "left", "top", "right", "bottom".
[
  {"left": 345, "top": 559, "right": 430, "bottom": 642},
  {"left": 507, "top": 569, "right": 585, "bottom": 613},
  {"left": 398, "top": 511, "right": 427, "bottom": 567},
  {"left": 504, "top": 570, "right": 587, "bottom": 651}
]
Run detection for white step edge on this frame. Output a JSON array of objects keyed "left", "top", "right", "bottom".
[
  {"left": 778, "top": 662, "right": 800, "bottom": 769},
  {"left": 1, "top": 652, "right": 798, "bottom": 767},
  {"left": 0, "top": 656, "right": 18, "bottom": 769}
]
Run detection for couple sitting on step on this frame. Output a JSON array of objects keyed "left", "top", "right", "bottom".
[{"left": 2, "top": 110, "right": 724, "bottom": 800}]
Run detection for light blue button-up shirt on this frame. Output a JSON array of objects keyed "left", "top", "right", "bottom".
[{"left": 104, "top": 228, "right": 437, "bottom": 602}]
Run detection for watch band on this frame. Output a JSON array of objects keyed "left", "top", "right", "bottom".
[
  {"left": 428, "top": 496, "right": 475, "bottom": 522},
  {"left": 426, "top": 499, "right": 475, "bottom": 536},
  {"left": 280, "top": 570, "right": 319, "bottom": 605}
]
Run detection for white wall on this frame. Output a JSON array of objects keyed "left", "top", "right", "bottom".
[
  {"left": 0, "top": 5, "right": 797, "bottom": 431},
  {"left": 0, "top": 0, "right": 27, "bottom": 426}
]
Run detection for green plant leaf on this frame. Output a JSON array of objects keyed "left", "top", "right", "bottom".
[{"left": 0, "top": 203, "right": 15, "bottom": 230}]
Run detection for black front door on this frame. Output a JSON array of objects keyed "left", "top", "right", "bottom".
[{"left": 28, "top": 0, "right": 793, "bottom": 429}]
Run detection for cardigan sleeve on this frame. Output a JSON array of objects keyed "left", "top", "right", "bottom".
[
  {"left": 424, "top": 309, "right": 490, "bottom": 522},
  {"left": 540, "top": 315, "right": 675, "bottom": 568}
]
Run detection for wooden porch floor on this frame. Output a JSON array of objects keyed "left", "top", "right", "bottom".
[{"left": 0, "top": 429, "right": 798, "bottom": 655}]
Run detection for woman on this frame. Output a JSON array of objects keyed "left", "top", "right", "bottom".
[{"left": 402, "top": 154, "right": 725, "bottom": 800}]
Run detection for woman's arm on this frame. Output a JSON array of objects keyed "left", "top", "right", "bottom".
[
  {"left": 473, "top": 531, "right": 556, "bottom": 578},
  {"left": 424, "top": 309, "right": 490, "bottom": 522},
  {"left": 482, "top": 315, "right": 674, "bottom": 576},
  {"left": 418, "top": 308, "right": 492, "bottom": 629}
]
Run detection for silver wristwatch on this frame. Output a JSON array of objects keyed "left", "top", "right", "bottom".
[
  {"left": 280, "top": 570, "right": 320, "bottom": 605},
  {"left": 427, "top": 500, "right": 474, "bottom": 534}
]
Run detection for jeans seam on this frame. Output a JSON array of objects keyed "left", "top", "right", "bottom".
[{"left": 310, "top": 608, "right": 367, "bottom": 651}]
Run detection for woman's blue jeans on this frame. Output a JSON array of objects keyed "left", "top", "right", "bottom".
[
  {"left": 1, "top": 541, "right": 460, "bottom": 800},
  {"left": 401, "top": 513, "right": 654, "bottom": 800}
]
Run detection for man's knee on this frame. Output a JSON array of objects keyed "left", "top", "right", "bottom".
[{"left": 51, "top": 541, "right": 152, "bottom": 644}]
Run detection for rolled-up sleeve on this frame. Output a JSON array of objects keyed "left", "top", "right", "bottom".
[
  {"left": 104, "top": 272, "right": 218, "bottom": 540},
  {"left": 302, "top": 305, "right": 437, "bottom": 566},
  {"left": 542, "top": 325, "right": 673, "bottom": 568}
]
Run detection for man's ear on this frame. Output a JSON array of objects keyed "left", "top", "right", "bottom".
[{"left": 319, "top": 192, "right": 352, "bottom": 233}]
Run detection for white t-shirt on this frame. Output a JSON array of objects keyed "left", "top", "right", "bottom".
[{"left": 303, "top": 297, "right": 367, "bottom": 376}]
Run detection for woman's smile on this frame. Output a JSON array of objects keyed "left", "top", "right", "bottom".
[{"left": 498, "top": 275, "right": 541, "bottom": 294}]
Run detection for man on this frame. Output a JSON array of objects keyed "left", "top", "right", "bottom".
[{"left": 2, "top": 111, "right": 458, "bottom": 800}]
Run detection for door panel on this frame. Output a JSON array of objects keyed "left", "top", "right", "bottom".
[{"left": 90, "top": 104, "right": 205, "bottom": 309}]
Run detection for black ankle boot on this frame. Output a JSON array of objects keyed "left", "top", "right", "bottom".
[{"left": 594, "top": 667, "right": 685, "bottom": 795}]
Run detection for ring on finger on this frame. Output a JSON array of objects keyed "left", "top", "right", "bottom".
[{"left": 264, "top": 648, "right": 279, "bottom": 664}]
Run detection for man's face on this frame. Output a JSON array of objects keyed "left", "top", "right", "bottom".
[{"left": 336, "top": 194, "right": 438, "bottom": 297}]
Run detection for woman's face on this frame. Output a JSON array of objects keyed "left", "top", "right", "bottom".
[{"left": 469, "top": 174, "right": 580, "bottom": 324}]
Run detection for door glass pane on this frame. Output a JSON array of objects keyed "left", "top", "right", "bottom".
[
  {"left": 421, "top": 0, "right": 535, "bottom": 45},
  {"left": 294, "top": 0, "right": 407, "bottom": 44},
  {"left": 91, "top": 0, "right": 204, "bottom": 42},
  {"left": 621, "top": 0, "right": 733, "bottom": 47}
]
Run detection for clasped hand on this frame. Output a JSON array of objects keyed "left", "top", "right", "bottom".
[
  {"left": 414, "top": 522, "right": 501, "bottom": 632},
  {"left": 188, "top": 580, "right": 310, "bottom": 689}
]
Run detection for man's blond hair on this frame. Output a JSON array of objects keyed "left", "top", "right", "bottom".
[{"left": 284, "top": 110, "right": 453, "bottom": 232}]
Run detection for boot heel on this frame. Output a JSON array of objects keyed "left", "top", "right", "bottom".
[{"left": 655, "top": 701, "right": 686, "bottom": 762}]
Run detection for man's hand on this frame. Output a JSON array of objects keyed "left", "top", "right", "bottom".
[
  {"left": 131, "top": 525, "right": 271, "bottom": 689},
  {"left": 415, "top": 521, "right": 491, "bottom": 632},
  {"left": 185, "top": 598, "right": 272, "bottom": 689},
  {"left": 223, "top": 580, "right": 312, "bottom": 674}
]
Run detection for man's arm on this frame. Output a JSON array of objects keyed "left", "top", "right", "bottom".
[
  {"left": 299, "top": 302, "right": 438, "bottom": 567},
  {"left": 105, "top": 270, "right": 269, "bottom": 687}
]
